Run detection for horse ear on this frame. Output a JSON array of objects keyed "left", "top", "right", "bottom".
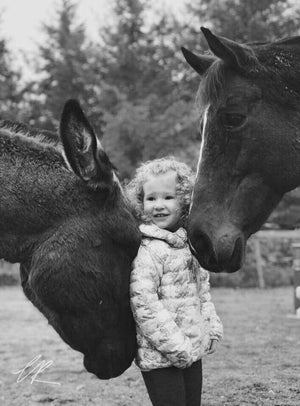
[
  {"left": 181, "top": 46, "right": 215, "bottom": 76},
  {"left": 60, "top": 99, "right": 113, "bottom": 189},
  {"left": 201, "top": 27, "right": 257, "bottom": 72}
]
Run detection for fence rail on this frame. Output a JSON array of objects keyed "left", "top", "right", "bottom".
[
  {"left": 253, "top": 229, "right": 300, "bottom": 315},
  {"left": 256, "top": 230, "right": 300, "bottom": 239}
]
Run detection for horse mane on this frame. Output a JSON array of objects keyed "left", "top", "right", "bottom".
[
  {"left": 0, "top": 119, "right": 66, "bottom": 169},
  {"left": 273, "top": 36, "right": 300, "bottom": 47},
  {"left": 0, "top": 120, "right": 60, "bottom": 145},
  {"left": 196, "top": 35, "right": 300, "bottom": 117},
  {"left": 254, "top": 37, "right": 300, "bottom": 108}
]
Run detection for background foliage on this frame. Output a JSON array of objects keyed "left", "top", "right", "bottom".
[{"left": 1, "top": 0, "right": 300, "bottom": 286}]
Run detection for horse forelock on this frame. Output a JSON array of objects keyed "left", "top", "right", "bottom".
[
  {"left": 195, "top": 59, "right": 226, "bottom": 119},
  {"left": 272, "top": 36, "right": 300, "bottom": 48}
]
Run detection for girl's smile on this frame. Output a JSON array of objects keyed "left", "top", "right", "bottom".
[{"left": 143, "top": 171, "right": 181, "bottom": 231}]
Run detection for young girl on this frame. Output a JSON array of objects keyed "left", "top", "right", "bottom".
[{"left": 126, "top": 157, "right": 223, "bottom": 406}]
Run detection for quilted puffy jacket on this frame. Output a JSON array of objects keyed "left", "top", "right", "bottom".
[{"left": 130, "top": 224, "right": 223, "bottom": 371}]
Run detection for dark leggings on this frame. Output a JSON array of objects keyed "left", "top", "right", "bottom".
[{"left": 141, "top": 360, "right": 202, "bottom": 406}]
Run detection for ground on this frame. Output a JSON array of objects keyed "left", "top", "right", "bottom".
[{"left": 0, "top": 286, "right": 299, "bottom": 406}]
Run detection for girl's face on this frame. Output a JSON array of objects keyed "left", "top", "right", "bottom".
[{"left": 143, "top": 171, "right": 182, "bottom": 231}]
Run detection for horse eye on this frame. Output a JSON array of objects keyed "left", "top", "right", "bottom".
[{"left": 220, "top": 113, "right": 246, "bottom": 130}]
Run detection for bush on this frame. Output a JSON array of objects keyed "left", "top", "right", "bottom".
[
  {"left": 0, "top": 260, "right": 20, "bottom": 286},
  {"left": 210, "top": 237, "right": 294, "bottom": 288}
]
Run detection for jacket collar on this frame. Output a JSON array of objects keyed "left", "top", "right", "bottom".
[{"left": 139, "top": 223, "right": 187, "bottom": 248}]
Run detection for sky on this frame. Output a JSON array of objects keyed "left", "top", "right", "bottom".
[
  {"left": 1, "top": 0, "right": 108, "bottom": 53},
  {"left": 0, "top": 0, "right": 186, "bottom": 54}
]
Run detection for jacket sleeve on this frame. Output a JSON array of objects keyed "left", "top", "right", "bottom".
[
  {"left": 130, "top": 244, "right": 193, "bottom": 368},
  {"left": 197, "top": 263, "right": 223, "bottom": 340}
]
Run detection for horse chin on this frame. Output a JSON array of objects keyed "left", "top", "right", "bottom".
[
  {"left": 190, "top": 230, "right": 245, "bottom": 273},
  {"left": 195, "top": 251, "right": 243, "bottom": 273},
  {"left": 83, "top": 337, "right": 136, "bottom": 379}
]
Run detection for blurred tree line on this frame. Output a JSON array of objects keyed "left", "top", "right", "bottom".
[{"left": 1, "top": 0, "right": 300, "bottom": 228}]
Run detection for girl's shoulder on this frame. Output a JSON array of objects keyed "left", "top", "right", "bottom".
[
  {"left": 132, "top": 239, "right": 166, "bottom": 280},
  {"left": 140, "top": 237, "right": 170, "bottom": 260}
]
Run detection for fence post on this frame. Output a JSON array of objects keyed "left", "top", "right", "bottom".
[
  {"left": 292, "top": 242, "right": 300, "bottom": 317},
  {"left": 254, "top": 238, "right": 265, "bottom": 289}
]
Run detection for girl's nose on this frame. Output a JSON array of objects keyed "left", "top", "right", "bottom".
[{"left": 154, "top": 199, "right": 164, "bottom": 209}]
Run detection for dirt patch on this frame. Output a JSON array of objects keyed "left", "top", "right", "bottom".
[{"left": 0, "top": 286, "right": 299, "bottom": 405}]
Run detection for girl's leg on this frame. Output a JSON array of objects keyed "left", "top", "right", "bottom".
[
  {"left": 141, "top": 366, "right": 186, "bottom": 406},
  {"left": 183, "top": 359, "right": 202, "bottom": 406}
]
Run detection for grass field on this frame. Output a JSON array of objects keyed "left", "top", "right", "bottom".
[{"left": 0, "top": 286, "right": 299, "bottom": 406}]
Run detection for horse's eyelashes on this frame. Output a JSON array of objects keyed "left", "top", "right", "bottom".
[
  {"left": 199, "top": 120, "right": 204, "bottom": 138},
  {"left": 220, "top": 113, "right": 246, "bottom": 130}
]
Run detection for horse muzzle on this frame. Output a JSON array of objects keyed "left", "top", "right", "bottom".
[
  {"left": 83, "top": 336, "right": 136, "bottom": 379},
  {"left": 189, "top": 225, "right": 245, "bottom": 273}
]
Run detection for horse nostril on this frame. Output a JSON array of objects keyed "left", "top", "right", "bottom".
[
  {"left": 215, "top": 233, "right": 244, "bottom": 272},
  {"left": 229, "top": 236, "right": 244, "bottom": 272},
  {"left": 189, "top": 228, "right": 216, "bottom": 265},
  {"left": 189, "top": 225, "right": 245, "bottom": 272},
  {"left": 190, "top": 229, "right": 208, "bottom": 253}
]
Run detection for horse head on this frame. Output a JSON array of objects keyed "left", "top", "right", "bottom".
[
  {"left": 182, "top": 28, "right": 300, "bottom": 272},
  {"left": 0, "top": 100, "right": 141, "bottom": 378}
]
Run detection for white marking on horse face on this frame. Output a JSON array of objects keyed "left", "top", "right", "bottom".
[{"left": 189, "top": 106, "right": 209, "bottom": 214}]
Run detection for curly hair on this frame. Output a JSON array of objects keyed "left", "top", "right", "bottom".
[{"left": 125, "top": 157, "right": 195, "bottom": 226}]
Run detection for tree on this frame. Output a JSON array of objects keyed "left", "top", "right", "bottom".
[
  {"left": 99, "top": 0, "right": 148, "bottom": 101},
  {"left": 0, "top": 15, "right": 24, "bottom": 121},
  {"left": 97, "top": 0, "right": 200, "bottom": 178},
  {"left": 184, "top": 0, "right": 300, "bottom": 44},
  {"left": 29, "top": 0, "right": 104, "bottom": 132},
  {"left": 98, "top": 0, "right": 186, "bottom": 103}
]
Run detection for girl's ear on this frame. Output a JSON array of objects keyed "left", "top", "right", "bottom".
[{"left": 59, "top": 99, "right": 114, "bottom": 189}]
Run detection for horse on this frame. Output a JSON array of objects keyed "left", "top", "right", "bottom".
[
  {"left": 182, "top": 27, "right": 300, "bottom": 273},
  {"left": 0, "top": 99, "right": 141, "bottom": 379}
]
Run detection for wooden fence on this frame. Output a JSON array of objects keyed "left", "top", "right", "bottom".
[{"left": 255, "top": 230, "right": 300, "bottom": 315}]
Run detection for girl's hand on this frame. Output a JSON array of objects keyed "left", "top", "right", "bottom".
[{"left": 207, "top": 339, "right": 218, "bottom": 354}]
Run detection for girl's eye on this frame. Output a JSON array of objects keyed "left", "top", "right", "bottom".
[
  {"left": 220, "top": 113, "right": 246, "bottom": 130},
  {"left": 146, "top": 197, "right": 155, "bottom": 201},
  {"left": 165, "top": 196, "right": 174, "bottom": 200}
]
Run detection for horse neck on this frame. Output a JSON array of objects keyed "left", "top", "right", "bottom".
[
  {"left": 255, "top": 43, "right": 300, "bottom": 191},
  {"left": 290, "top": 112, "right": 300, "bottom": 190}
]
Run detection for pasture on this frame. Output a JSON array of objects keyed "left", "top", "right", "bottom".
[{"left": 1, "top": 286, "right": 299, "bottom": 406}]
